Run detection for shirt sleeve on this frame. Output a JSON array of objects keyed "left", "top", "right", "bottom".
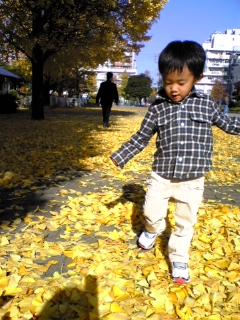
[
  {"left": 211, "top": 102, "right": 240, "bottom": 135},
  {"left": 110, "top": 107, "right": 157, "bottom": 168}
]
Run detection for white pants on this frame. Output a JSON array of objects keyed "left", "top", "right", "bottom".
[{"left": 143, "top": 172, "right": 204, "bottom": 263}]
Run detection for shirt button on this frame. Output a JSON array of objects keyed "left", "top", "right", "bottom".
[
  {"left": 181, "top": 105, "right": 184, "bottom": 109},
  {"left": 181, "top": 122, "right": 185, "bottom": 127},
  {"left": 179, "top": 157, "right": 183, "bottom": 162},
  {"left": 180, "top": 141, "right": 184, "bottom": 145}
]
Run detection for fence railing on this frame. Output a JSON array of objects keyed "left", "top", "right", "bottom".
[{"left": 50, "top": 96, "right": 88, "bottom": 108}]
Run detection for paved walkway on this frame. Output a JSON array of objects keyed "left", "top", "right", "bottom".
[{"left": 0, "top": 107, "right": 239, "bottom": 278}]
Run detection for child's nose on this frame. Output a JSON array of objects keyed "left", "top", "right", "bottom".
[{"left": 171, "top": 84, "right": 178, "bottom": 92}]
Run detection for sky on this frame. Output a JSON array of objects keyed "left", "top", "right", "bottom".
[{"left": 135, "top": 0, "right": 240, "bottom": 85}]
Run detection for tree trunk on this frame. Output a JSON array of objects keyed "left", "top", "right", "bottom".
[{"left": 31, "top": 55, "right": 44, "bottom": 120}]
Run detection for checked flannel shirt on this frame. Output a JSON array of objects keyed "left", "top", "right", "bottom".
[{"left": 111, "top": 88, "right": 240, "bottom": 180}]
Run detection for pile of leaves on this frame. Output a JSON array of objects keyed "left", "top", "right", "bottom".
[{"left": 0, "top": 108, "right": 239, "bottom": 319}]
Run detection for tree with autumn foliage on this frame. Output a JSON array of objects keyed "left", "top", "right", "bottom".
[
  {"left": 0, "top": 0, "right": 168, "bottom": 120},
  {"left": 118, "top": 71, "right": 129, "bottom": 99},
  {"left": 210, "top": 80, "right": 227, "bottom": 105}
]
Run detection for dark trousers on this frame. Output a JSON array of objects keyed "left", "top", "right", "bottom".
[{"left": 101, "top": 104, "right": 112, "bottom": 126}]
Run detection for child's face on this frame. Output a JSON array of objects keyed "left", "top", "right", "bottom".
[{"left": 163, "top": 66, "right": 201, "bottom": 102}]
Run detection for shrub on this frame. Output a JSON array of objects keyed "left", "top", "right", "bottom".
[
  {"left": 0, "top": 94, "right": 18, "bottom": 114},
  {"left": 235, "top": 101, "right": 240, "bottom": 108},
  {"left": 8, "top": 89, "right": 20, "bottom": 101},
  {"left": 87, "top": 99, "right": 96, "bottom": 105},
  {"left": 90, "top": 93, "right": 97, "bottom": 100},
  {"left": 229, "top": 100, "right": 240, "bottom": 110}
]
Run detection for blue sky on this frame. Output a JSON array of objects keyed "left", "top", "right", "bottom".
[{"left": 135, "top": 0, "right": 240, "bottom": 85}]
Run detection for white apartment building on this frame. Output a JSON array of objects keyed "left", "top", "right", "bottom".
[
  {"left": 195, "top": 29, "right": 240, "bottom": 97},
  {"left": 94, "top": 52, "right": 137, "bottom": 90}
]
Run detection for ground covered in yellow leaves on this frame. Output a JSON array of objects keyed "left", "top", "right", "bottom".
[{"left": 0, "top": 107, "right": 240, "bottom": 320}]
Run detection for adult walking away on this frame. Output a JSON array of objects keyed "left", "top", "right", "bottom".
[
  {"left": 110, "top": 40, "right": 240, "bottom": 284},
  {"left": 96, "top": 72, "right": 119, "bottom": 128}
]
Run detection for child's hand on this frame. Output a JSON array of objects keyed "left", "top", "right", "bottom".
[{"left": 111, "top": 158, "right": 119, "bottom": 167}]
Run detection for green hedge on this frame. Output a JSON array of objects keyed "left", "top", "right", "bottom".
[
  {"left": 87, "top": 99, "right": 97, "bottom": 105},
  {"left": 229, "top": 100, "right": 240, "bottom": 112}
]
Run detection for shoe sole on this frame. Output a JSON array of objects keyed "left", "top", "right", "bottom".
[
  {"left": 172, "top": 277, "right": 190, "bottom": 284},
  {"left": 137, "top": 240, "right": 154, "bottom": 250}
]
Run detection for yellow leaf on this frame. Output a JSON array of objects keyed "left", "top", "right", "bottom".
[
  {"left": 64, "top": 250, "right": 73, "bottom": 258},
  {"left": 207, "top": 314, "right": 221, "bottom": 319},
  {"left": 10, "top": 254, "right": 21, "bottom": 262},
  {"left": 212, "top": 246, "right": 224, "bottom": 256},
  {"left": 228, "top": 262, "right": 240, "bottom": 271},
  {"left": 6, "top": 305, "right": 19, "bottom": 318},
  {"left": 221, "top": 206, "right": 229, "bottom": 213},
  {"left": 82, "top": 275, "right": 97, "bottom": 292},
  {"left": 104, "top": 313, "right": 129, "bottom": 320},
  {"left": 167, "top": 292, "right": 178, "bottom": 303},
  {"left": 32, "top": 296, "right": 43, "bottom": 307},
  {"left": 59, "top": 304, "right": 68, "bottom": 315},
  {"left": 21, "top": 310, "right": 34, "bottom": 320},
  {"left": 213, "top": 259, "right": 230, "bottom": 270},
  {"left": 0, "top": 277, "right": 8, "bottom": 288},
  {"left": 4, "top": 287, "right": 22, "bottom": 295},
  {"left": 20, "top": 276, "right": 36, "bottom": 284},
  {"left": 111, "top": 302, "right": 124, "bottom": 313},
  {"left": 137, "top": 279, "right": 149, "bottom": 288},
  {"left": 53, "top": 271, "right": 61, "bottom": 279},
  {"left": 192, "top": 307, "right": 206, "bottom": 316},
  {"left": 19, "top": 264, "right": 27, "bottom": 276},
  {"left": 176, "top": 305, "right": 185, "bottom": 319},
  {"left": 0, "top": 236, "right": 9, "bottom": 245},
  {"left": 193, "top": 283, "right": 206, "bottom": 295},
  {"left": 199, "top": 234, "right": 211, "bottom": 243},
  {"left": 112, "top": 285, "right": 125, "bottom": 298},
  {"left": 108, "top": 229, "right": 120, "bottom": 240},
  {"left": 175, "top": 289, "right": 187, "bottom": 302},
  {"left": 147, "top": 271, "right": 157, "bottom": 282},
  {"left": 151, "top": 299, "right": 165, "bottom": 312},
  {"left": 8, "top": 274, "right": 21, "bottom": 287},
  {"left": 142, "top": 266, "right": 153, "bottom": 276},
  {"left": 35, "top": 301, "right": 52, "bottom": 316}
]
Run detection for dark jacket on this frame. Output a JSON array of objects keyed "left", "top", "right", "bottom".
[{"left": 96, "top": 80, "right": 119, "bottom": 106}]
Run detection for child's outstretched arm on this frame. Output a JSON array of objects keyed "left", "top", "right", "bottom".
[
  {"left": 110, "top": 107, "right": 157, "bottom": 168},
  {"left": 212, "top": 102, "right": 240, "bottom": 135}
]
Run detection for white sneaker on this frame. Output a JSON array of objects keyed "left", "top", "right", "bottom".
[
  {"left": 138, "top": 231, "right": 158, "bottom": 250},
  {"left": 171, "top": 262, "right": 190, "bottom": 284}
]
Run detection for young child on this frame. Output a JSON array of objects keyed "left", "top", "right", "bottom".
[{"left": 110, "top": 40, "right": 240, "bottom": 284}]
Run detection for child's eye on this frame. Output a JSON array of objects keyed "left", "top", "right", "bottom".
[{"left": 179, "top": 83, "right": 185, "bottom": 86}]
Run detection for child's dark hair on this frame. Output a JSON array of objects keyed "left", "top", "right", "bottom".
[{"left": 158, "top": 41, "right": 206, "bottom": 79}]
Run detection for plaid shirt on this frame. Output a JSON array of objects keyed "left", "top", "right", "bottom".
[{"left": 111, "top": 88, "right": 240, "bottom": 179}]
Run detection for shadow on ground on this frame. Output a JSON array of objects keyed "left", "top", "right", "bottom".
[{"left": 1, "top": 275, "right": 99, "bottom": 320}]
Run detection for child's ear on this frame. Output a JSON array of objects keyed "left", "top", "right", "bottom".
[{"left": 194, "top": 74, "right": 203, "bottom": 84}]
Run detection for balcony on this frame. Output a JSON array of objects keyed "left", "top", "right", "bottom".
[
  {"left": 204, "top": 70, "right": 228, "bottom": 76},
  {"left": 207, "top": 62, "right": 229, "bottom": 68},
  {"left": 206, "top": 52, "right": 230, "bottom": 59},
  {"left": 199, "top": 77, "right": 228, "bottom": 85}
]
